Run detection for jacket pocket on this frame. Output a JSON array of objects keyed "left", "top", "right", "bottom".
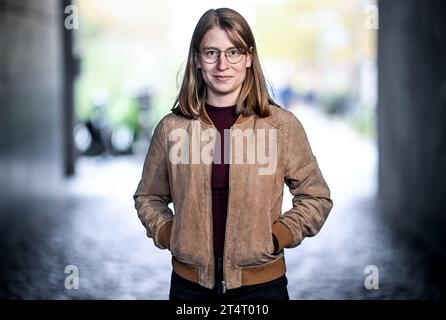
[
  {"left": 271, "top": 231, "right": 279, "bottom": 255},
  {"left": 268, "top": 230, "right": 276, "bottom": 256},
  {"left": 168, "top": 215, "right": 176, "bottom": 253}
]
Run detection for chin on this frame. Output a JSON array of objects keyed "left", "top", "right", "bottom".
[{"left": 215, "top": 82, "right": 240, "bottom": 90}]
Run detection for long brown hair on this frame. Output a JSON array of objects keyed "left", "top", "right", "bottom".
[{"left": 171, "top": 8, "right": 279, "bottom": 118}]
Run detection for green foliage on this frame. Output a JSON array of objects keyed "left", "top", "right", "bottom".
[{"left": 108, "top": 97, "right": 139, "bottom": 132}]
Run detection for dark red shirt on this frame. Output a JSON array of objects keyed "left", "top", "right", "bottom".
[{"left": 205, "top": 102, "right": 238, "bottom": 258}]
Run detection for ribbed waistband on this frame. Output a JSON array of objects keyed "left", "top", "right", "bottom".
[{"left": 172, "top": 256, "right": 286, "bottom": 288}]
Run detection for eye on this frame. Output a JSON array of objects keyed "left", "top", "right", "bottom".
[
  {"left": 227, "top": 48, "right": 242, "bottom": 57},
  {"left": 204, "top": 49, "right": 218, "bottom": 57}
]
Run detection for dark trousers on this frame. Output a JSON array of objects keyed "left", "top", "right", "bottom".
[{"left": 169, "top": 258, "right": 289, "bottom": 300}]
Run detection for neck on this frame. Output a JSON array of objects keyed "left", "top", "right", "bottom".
[{"left": 206, "top": 88, "right": 240, "bottom": 107}]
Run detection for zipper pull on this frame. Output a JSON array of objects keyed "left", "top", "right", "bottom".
[{"left": 221, "top": 280, "right": 227, "bottom": 294}]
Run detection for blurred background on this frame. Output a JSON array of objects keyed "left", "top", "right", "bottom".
[{"left": 0, "top": 0, "right": 445, "bottom": 299}]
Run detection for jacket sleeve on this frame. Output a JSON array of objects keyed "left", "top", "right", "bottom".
[
  {"left": 133, "top": 118, "right": 174, "bottom": 250},
  {"left": 272, "top": 112, "right": 333, "bottom": 252}
]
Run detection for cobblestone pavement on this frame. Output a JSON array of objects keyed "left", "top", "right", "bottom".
[{"left": 0, "top": 105, "right": 439, "bottom": 299}]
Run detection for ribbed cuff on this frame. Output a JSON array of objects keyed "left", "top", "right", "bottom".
[
  {"left": 272, "top": 221, "right": 293, "bottom": 252},
  {"left": 157, "top": 220, "right": 173, "bottom": 250}
]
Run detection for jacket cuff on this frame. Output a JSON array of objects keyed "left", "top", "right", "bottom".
[
  {"left": 157, "top": 220, "right": 173, "bottom": 250},
  {"left": 272, "top": 221, "right": 293, "bottom": 252}
]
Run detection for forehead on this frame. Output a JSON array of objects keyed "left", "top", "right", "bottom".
[{"left": 200, "top": 26, "right": 235, "bottom": 49}]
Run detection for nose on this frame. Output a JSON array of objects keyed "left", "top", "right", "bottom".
[{"left": 216, "top": 53, "right": 230, "bottom": 70}]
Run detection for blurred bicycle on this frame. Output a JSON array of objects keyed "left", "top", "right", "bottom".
[{"left": 74, "top": 89, "right": 152, "bottom": 156}]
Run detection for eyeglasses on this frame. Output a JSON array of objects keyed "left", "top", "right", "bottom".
[{"left": 197, "top": 47, "right": 247, "bottom": 64}]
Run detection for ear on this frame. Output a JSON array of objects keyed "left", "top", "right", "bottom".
[
  {"left": 195, "top": 53, "right": 202, "bottom": 69},
  {"left": 245, "top": 48, "right": 253, "bottom": 68}
]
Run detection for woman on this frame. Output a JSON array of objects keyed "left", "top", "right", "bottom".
[{"left": 134, "top": 8, "right": 333, "bottom": 300}]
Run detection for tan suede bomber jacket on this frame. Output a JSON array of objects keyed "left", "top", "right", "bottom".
[{"left": 133, "top": 104, "right": 333, "bottom": 290}]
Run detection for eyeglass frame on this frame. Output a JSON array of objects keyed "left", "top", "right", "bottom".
[{"left": 195, "top": 47, "right": 252, "bottom": 64}]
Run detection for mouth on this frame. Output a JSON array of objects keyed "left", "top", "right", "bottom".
[{"left": 213, "top": 75, "right": 232, "bottom": 81}]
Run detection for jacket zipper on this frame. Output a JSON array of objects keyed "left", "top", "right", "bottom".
[
  {"left": 221, "top": 279, "right": 227, "bottom": 293},
  {"left": 209, "top": 115, "right": 240, "bottom": 293},
  {"left": 221, "top": 123, "right": 235, "bottom": 294},
  {"left": 203, "top": 110, "right": 237, "bottom": 292},
  {"left": 217, "top": 257, "right": 227, "bottom": 293},
  {"left": 207, "top": 125, "right": 216, "bottom": 290}
]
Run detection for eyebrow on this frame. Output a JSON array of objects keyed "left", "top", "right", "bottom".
[{"left": 201, "top": 46, "right": 238, "bottom": 50}]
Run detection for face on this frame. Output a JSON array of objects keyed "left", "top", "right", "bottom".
[{"left": 196, "top": 26, "right": 252, "bottom": 105}]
